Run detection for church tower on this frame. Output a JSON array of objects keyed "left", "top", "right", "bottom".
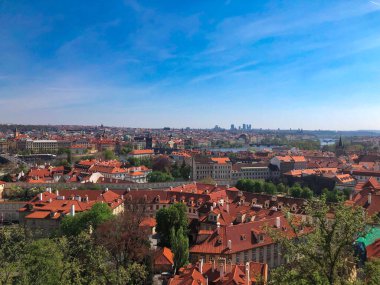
[
  {"left": 336, "top": 136, "right": 345, "bottom": 156},
  {"left": 14, "top": 128, "right": 19, "bottom": 139}
]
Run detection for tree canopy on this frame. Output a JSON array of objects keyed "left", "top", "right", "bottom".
[
  {"left": 269, "top": 197, "right": 368, "bottom": 285},
  {"left": 156, "top": 203, "right": 188, "bottom": 247},
  {"left": 147, "top": 171, "right": 174, "bottom": 183},
  {"left": 60, "top": 202, "right": 113, "bottom": 236},
  {"left": 170, "top": 227, "right": 189, "bottom": 273}
]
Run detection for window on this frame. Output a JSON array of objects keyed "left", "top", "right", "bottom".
[
  {"left": 259, "top": 248, "right": 264, "bottom": 263},
  {"left": 236, "top": 253, "right": 240, "bottom": 264},
  {"left": 244, "top": 251, "right": 248, "bottom": 263}
]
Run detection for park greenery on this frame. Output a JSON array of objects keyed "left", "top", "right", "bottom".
[
  {"left": 236, "top": 179, "right": 352, "bottom": 202},
  {"left": 268, "top": 197, "right": 379, "bottom": 285}
]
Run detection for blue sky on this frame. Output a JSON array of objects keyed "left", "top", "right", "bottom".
[{"left": 1, "top": 0, "right": 380, "bottom": 130}]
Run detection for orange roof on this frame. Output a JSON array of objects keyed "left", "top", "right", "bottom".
[
  {"left": 155, "top": 247, "right": 174, "bottom": 266},
  {"left": 25, "top": 211, "right": 51, "bottom": 219},
  {"left": 211, "top": 157, "right": 230, "bottom": 164},
  {"left": 129, "top": 171, "right": 144, "bottom": 176},
  {"left": 129, "top": 149, "right": 154, "bottom": 155},
  {"left": 139, "top": 217, "right": 157, "bottom": 228}
]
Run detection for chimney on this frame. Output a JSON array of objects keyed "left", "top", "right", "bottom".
[
  {"left": 105, "top": 188, "right": 109, "bottom": 192},
  {"left": 212, "top": 259, "right": 216, "bottom": 272},
  {"left": 206, "top": 276, "right": 208, "bottom": 285},
  {"left": 55, "top": 190, "right": 59, "bottom": 196},
  {"left": 219, "top": 262, "right": 224, "bottom": 279},
  {"left": 213, "top": 202, "right": 217, "bottom": 208},
  {"left": 226, "top": 203, "right": 229, "bottom": 213},
  {"left": 228, "top": 259, "right": 233, "bottom": 273},
  {"left": 70, "top": 204, "right": 75, "bottom": 216},
  {"left": 245, "top": 262, "right": 250, "bottom": 285},
  {"left": 275, "top": 216, "right": 281, "bottom": 228},
  {"left": 368, "top": 193, "right": 372, "bottom": 205},
  {"left": 210, "top": 206, "right": 213, "bottom": 212},
  {"left": 39, "top": 193, "right": 43, "bottom": 201},
  {"left": 349, "top": 193, "right": 353, "bottom": 201},
  {"left": 217, "top": 222, "right": 220, "bottom": 234},
  {"left": 199, "top": 259, "right": 204, "bottom": 274},
  {"left": 227, "top": 240, "right": 232, "bottom": 250}
]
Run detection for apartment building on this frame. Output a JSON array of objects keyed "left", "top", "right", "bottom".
[
  {"left": 270, "top": 155, "right": 307, "bottom": 174},
  {"left": 231, "top": 162, "right": 280, "bottom": 182},
  {"left": 192, "top": 156, "right": 232, "bottom": 181},
  {"left": 190, "top": 216, "right": 295, "bottom": 269},
  {"left": 17, "top": 139, "right": 59, "bottom": 153}
]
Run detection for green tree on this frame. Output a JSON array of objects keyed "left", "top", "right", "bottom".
[
  {"left": 104, "top": 149, "right": 116, "bottom": 160},
  {"left": 236, "top": 179, "right": 254, "bottom": 192},
  {"left": 62, "top": 232, "right": 117, "bottom": 285},
  {"left": 156, "top": 203, "right": 188, "bottom": 247},
  {"left": 147, "top": 171, "right": 174, "bottom": 182},
  {"left": 277, "top": 183, "right": 287, "bottom": 194},
  {"left": 180, "top": 160, "right": 191, "bottom": 180},
  {"left": 252, "top": 180, "right": 264, "bottom": 193},
  {"left": 125, "top": 263, "right": 148, "bottom": 285},
  {"left": 95, "top": 212, "right": 151, "bottom": 285},
  {"left": 269, "top": 197, "right": 368, "bottom": 285},
  {"left": 18, "top": 238, "right": 66, "bottom": 285},
  {"left": 0, "top": 226, "right": 27, "bottom": 284},
  {"left": 364, "top": 259, "right": 380, "bottom": 285},
  {"left": 301, "top": 187, "right": 313, "bottom": 199},
  {"left": 170, "top": 227, "right": 189, "bottom": 274},
  {"left": 263, "top": 182, "right": 277, "bottom": 195},
  {"left": 120, "top": 145, "right": 133, "bottom": 155},
  {"left": 171, "top": 162, "right": 181, "bottom": 178},
  {"left": 60, "top": 203, "right": 113, "bottom": 236},
  {"left": 289, "top": 184, "right": 303, "bottom": 198}
]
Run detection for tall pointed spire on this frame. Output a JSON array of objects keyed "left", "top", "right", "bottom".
[{"left": 338, "top": 136, "right": 343, "bottom": 147}]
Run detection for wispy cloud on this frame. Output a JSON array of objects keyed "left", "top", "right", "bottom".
[{"left": 190, "top": 60, "right": 258, "bottom": 83}]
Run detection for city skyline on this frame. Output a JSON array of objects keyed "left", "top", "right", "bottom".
[{"left": 1, "top": 0, "right": 380, "bottom": 129}]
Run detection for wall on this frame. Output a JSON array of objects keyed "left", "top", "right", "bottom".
[{"left": 5, "top": 181, "right": 192, "bottom": 190}]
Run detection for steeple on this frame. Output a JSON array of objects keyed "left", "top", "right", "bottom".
[
  {"left": 338, "top": 136, "right": 343, "bottom": 147},
  {"left": 336, "top": 136, "right": 345, "bottom": 156}
]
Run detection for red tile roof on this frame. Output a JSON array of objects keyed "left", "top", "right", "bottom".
[
  {"left": 367, "top": 239, "right": 380, "bottom": 260},
  {"left": 129, "top": 149, "right": 154, "bottom": 155}
]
